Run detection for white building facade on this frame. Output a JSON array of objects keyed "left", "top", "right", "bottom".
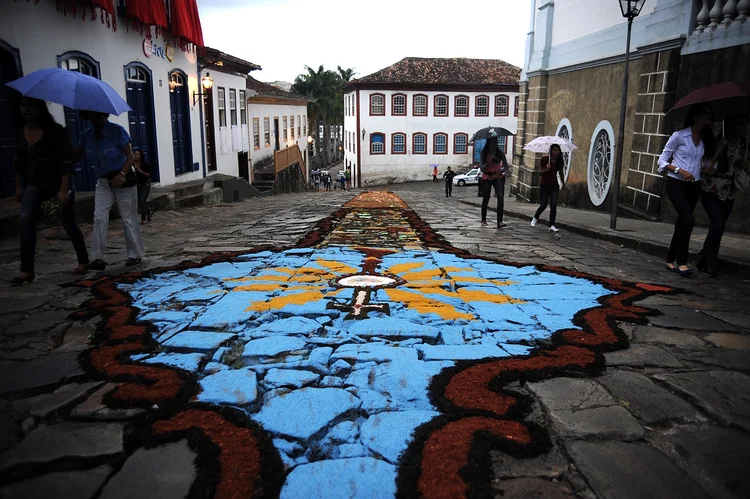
[
  {"left": 0, "top": 0, "right": 207, "bottom": 197},
  {"left": 199, "top": 49, "right": 261, "bottom": 182},
  {"left": 245, "top": 77, "right": 310, "bottom": 181},
  {"left": 344, "top": 58, "right": 520, "bottom": 188}
]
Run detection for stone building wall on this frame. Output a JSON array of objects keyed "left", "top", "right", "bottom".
[{"left": 625, "top": 49, "right": 680, "bottom": 217}]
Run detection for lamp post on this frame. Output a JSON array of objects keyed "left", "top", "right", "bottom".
[{"left": 610, "top": 0, "right": 647, "bottom": 230}]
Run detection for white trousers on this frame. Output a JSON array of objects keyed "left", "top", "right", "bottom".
[{"left": 91, "top": 178, "right": 145, "bottom": 261}]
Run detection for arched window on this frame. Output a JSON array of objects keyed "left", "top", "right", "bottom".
[
  {"left": 413, "top": 133, "right": 427, "bottom": 154},
  {"left": 495, "top": 95, "right": 509, "bottom": 116},
  {"left": 454, "top": 133, "right": 468, "bottom": 154},
  {"left": 370, "top": 132, "right": 385, "bottom": 154},
  {"left": 454, "top": 95, "right": 468, "bottom": 117},
  {"left": 587, "top": 120, "right": 615, "bottom": 206},
  {"left": 475, "top": 95, "right": 489, "bottom": 116},
  {"left": 391, "top": 94, "right": 406, "bottom": 116},
  {"left": 392, "top": 132, "right": 406, "bottom": 154},
  {"left": 413, "top": 94, "right": 427, "bottom": 116},
  {"left": 125, "top": 66, "right": 148, "bottom": 82},
  {"left": 169, "top": 71, "right": 185, "bottom": 90},
  {"left": 370, "top": 93, "right": 385, "bottom": 116},
  {"left": 556, "top": 118, "right": 573, "bottom": 182},
  {"left": 58, "top": 51, "right": 99, "bottom": 77},
  {"left": 434, "top": 133, "right": 448, "bottom": 154},
  {"left": 434, "top": 95, "right": 448, "bottom": 117}
]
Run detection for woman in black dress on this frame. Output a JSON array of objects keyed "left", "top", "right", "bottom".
[
  {"left": 11, "top": 97, "right": 89, "bottom": 285},
  {"left": 133, "top": 149, "right": 152, "bottom": 224}
]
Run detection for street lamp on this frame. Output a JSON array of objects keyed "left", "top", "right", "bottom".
[
  {"left": 307, "top": 135, "right": 313, "bottom": 144},
  {"left": 193, "top": 72, "right": 214, "bottom": 105},
  {"left": 610, "top": 0, "right": 647, "bottom": 230}
]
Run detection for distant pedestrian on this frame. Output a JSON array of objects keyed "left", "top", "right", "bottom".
[
  {"left": 313, "top": 168, "right": 321, "bottom": 191},
  {"left": 133, "top": 149, "right": 152, "bottom": 224},
  {"left": 697, "top": 113, "right": 748, "bottom": 276},
  {"left": 432, "top": 165, "right": 439, "bottom": 182},
  {"left": 345, "top": 168, "right": 351, "bottom": 189},
  {"left": 77, "top": 111, "right": 144, "bottom": 270},
  {"left": 323, "top": 171, "right": 331, "bottom": 191},
  {"left": 479, "top": 136, "right": 508, "bottom": 228},
  {"left": 657, "top": 103, "right": 715, "bottom": 277},
  {"left": 11, "top": 97, "right": 89, "bottom": 286},
  {"left": 531, "top": 144, "right": 566, "bottom": 233},
  {"left": 443, "top": 166, "right": 456, "bottom": 197},
  {"left": 339, "top": 171, "right": 346, "bottom": 191}
]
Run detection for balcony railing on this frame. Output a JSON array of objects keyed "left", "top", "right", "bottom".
[{"left": 693, "top": 0, "right": 748, "bottom": 33}]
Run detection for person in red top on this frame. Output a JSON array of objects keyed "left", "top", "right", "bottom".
[
  {"left": 531, "top": 144, "right": 566, "bottom": 232},
  {"left": 432, "top": 165, "right": 439, "bottom": 182},
  {"left": 480, "top": 136, "right": 508, "bottom": 227}
]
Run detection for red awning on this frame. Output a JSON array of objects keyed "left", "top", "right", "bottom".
[
  {"left": 56, "top": 0, "right": 117, "bottom": 31},
  {"left": 126, "top": 0, "right": 168, "bottom": 28},
  {"left": 171, "top": 0, "right": 205, "bottom": 48}
]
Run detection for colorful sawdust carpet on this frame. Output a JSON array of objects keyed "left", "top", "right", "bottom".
[{"left": 75, "top": 192, "right": 673, "bottom": 498}]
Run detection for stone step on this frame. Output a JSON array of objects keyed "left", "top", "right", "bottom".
[{"left": 174, "top": 187, "right": 223, "bottom": 210}]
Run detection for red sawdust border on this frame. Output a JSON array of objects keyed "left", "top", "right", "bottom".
[{"left": 70, "top": 193, "right": 675, "bottom": 498}]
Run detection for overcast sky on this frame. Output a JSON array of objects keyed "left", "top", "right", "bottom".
[{"left": 197, "top": 0, "right": 531, "bottom": 83}]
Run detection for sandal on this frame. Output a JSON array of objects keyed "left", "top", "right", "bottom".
[
  {"left": 72, "top": 265, "right": 87, "bottom": 275},
  {"left": 10, "top": 273, "right": 35, "bottom": 286}
]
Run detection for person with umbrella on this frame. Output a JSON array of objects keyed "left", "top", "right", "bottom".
[
  {"left": 530, "top": 144, "right": 566, "bottom": 233},
  {"left": 657, "top": 103, "right": 716, "bottom": 277},
  {"left": 6, "top": 67, "right": 143, "bottom": 270},
  {"left": 697, "top": 113, "right": 749, "bottom": 276},
  {"left": 479, "top": 132, "right": 509, "bottom": 228},
  {"left": 10, "top": 97, "right": 90, "bottom": 286},
  {"left": 77, "top": 111, "right": 144, "bottom": 270}
]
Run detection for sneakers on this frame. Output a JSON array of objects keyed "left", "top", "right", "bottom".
[
  {"left": 530, "top": 218, "right": 537, "bottom": 227},
  {"left": 549, "top": 225, "right": 559, "bottom": 233},
  {"left": 125, "top": 257, "right": 142, "bottom": 267}
]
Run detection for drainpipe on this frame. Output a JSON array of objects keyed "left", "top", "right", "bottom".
[{"left": 197, "top": 61, "right": 207, "bottom": 178}]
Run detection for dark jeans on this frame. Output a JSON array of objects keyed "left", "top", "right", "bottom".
[
  {"left": 433, "top": 175, "right": 438, "bottom": 183},
  {"left": 535, "top": 184, "right": 559, "bottom": 225},
  {"left": 20, "top": 184, "right": 89, "bottom": 274},
  {"left": 445, "top": 180, "right": 453, "bottom": 197},
  {"left": 481, "top": 177, "right": 505, "bottom": 224},
  {"left": 700, "top": 190, "right": 734, "bottom": 267},
  {"left": 137, "top": 183, "right": 151, "bottom": 219},
  {"left": 665, "top": 176, "right": 702, "bottom": 266}
]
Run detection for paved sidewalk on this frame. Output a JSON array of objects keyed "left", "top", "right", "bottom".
[{"left": 442, "top": 183, "right": 750, "bottom": 268}]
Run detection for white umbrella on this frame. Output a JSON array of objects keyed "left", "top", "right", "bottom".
[{"left": 523, "top": 136, "right": 578, "bottom": 153}]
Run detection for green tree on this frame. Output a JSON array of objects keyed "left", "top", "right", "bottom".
[
  {"left": 292, "top": 65, "right": 337, "bottom": 167},
  {"left": 292, "top": 65, "right": 356, "bottom": 167}
]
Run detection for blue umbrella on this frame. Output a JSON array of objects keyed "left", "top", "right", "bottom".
[{"left": 5, "top": 67, "right": 131, "bottom": 115}]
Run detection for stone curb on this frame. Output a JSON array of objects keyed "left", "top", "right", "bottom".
[{"left": 458, "top": 199, "right": 750, "bottom": 271}]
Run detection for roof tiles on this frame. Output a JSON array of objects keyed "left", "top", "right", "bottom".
[{"left": 351, "top": 57, "right": 520, "bottom": 87}]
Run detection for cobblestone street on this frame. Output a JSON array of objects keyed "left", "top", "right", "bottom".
[{"left": 1, "top": 182, "right": 749, "bottom": 499}]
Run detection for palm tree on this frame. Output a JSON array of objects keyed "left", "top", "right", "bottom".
[{"left": 292, "top": 65, "right": 337, "bottom": 167}]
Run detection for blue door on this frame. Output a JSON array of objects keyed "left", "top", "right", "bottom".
[
  {"left": 169, "top": 71, "right": 192, "bottom": 175},
  {"left": 59, "top": 55, "right": 100, "bottom": 192},
  {"left": 0, "top": 42, "right": 21, "bottom": 198},
  {"left": 125, "top": 65, "right": 159, "bottom": 182}
]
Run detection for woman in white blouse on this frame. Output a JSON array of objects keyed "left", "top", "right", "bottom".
[{"left": 657, "top": 103, "right": 715, "bottom": 276}]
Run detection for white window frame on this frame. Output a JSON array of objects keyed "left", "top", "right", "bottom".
[
  {"left": 263, "top": 117, "right": 270, "bottom": 146},
  {"left": 414, "top": 95, "right": 427, "bottom": 116},
  {"left": 476, "top": 95, "right": 489, "bottom": 116},
  {"left": 370, "top": 94, "right": 385, "bottom": 115},
  {"left": 413, "top": 133, "right": 427, "bottom": 154},
  {"left": 392, "top": 94, "right": 406, "bottom": 115},
  {"left": 217, "top": 87, "right": 226, "bottom": 127},
  {"left": 239, "top": 90, "right": 247, "bottom": 125},
  {"left": 434, "top": 133, "right": 447, "bottom": 154},
  {"left": 392, "top": 133, "right": 406, "bottom": 154},
  {"left": 253, "top": 118, "right": 260, "bottom": 149},
  {"left": 229, "top": 89, "right": 237, "bottom": 126}
]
